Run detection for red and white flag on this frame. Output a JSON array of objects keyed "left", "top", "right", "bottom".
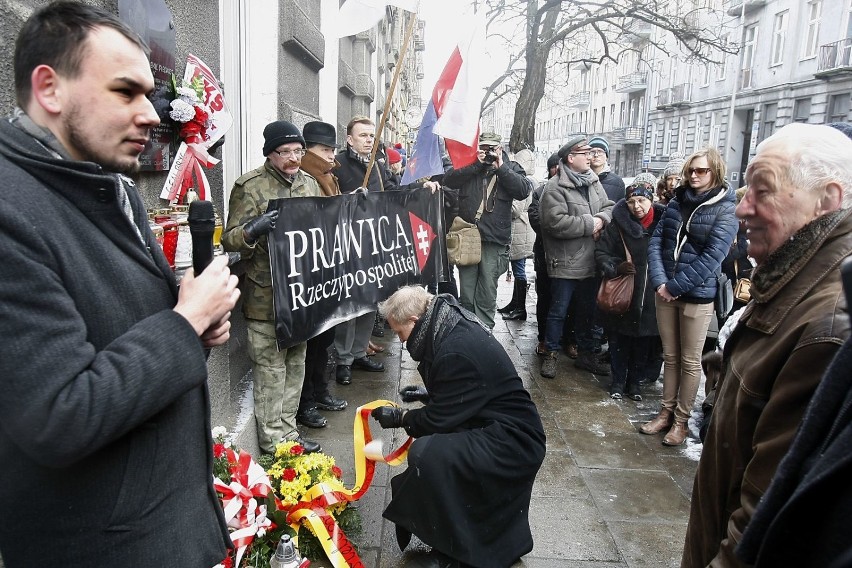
[
  {"left": 431, "top": 11, "right": 487, "bottom": 168},
  {"left": 336, "top": 0, "right": 419, "bottom": 38}
]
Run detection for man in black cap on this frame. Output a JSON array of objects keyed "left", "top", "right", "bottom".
[
  {"left": 443, "top": 131, "right": 532, "bottom": 328},
  {"left": 538, "top": 135, "right": 614, "bottom": 378},
  {"left": 222, "top": 119, "right": 323, "bottom": 454},
  {"left": 294, "top": 121, "right": 348, "bottom": 430}
]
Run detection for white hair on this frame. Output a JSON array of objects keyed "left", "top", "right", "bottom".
[
  {"left": 754, "top": 123, "right": 852, "bottom": 209},
  {"left": 378, "top": 285, "right": 433, "bottom": 325}
]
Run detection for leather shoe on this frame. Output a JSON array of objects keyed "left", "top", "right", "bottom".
[
  {"left": 336, "top": 365, "right": 352, "bottom": 385},
  {"left": 316, "top": 393, "right": 348, "bottom": 411},
  {"left": 353, "top": 356, "right": 384, "bottom": 372},
  {"left": 293, "top": 436, "right": 321, "bottom": 454},
  {"left": 663, "top": 420, "right": 689, "bottom": 446},
  {"left": 296, "top": 407, "right": 327, "bottom": 429}
]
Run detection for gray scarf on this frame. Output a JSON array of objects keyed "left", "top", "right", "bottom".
[
  {"left": 560, "top": 163, "right": 598, "bottom": 190},
  {"left": 407, "top": 294, "right": 487, "bottom": 362}
]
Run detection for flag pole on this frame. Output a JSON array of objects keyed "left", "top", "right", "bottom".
[{"left": 362, "top": 9, "right": 419, "bottom": 189}]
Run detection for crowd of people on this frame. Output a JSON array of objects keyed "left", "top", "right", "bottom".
[{"left": 4, "top": 2, "right": 852, "bottom": 567}]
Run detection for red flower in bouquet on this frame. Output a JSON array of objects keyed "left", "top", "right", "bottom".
[
  {"left": 282, "top": 468, "right": 297, "bottom": 482},
  {"left": 332, "top": 465, "right": 343, "bottom": 479},
  {"left": 289, "top": 444, "right": 304, "bottom": 456},
  {"left": 213, "top": 443, "right": 226, "bottom": 459}
]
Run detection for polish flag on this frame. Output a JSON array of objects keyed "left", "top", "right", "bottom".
[{"left": 402, "top": 12, "right": 486, "bottom": 183}]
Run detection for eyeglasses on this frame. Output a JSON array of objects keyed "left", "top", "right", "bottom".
[
  {"left": 275, "top": 148, "right": 307, "bottom": 159},
  {"left": 570, "top": 151, "right": 591, "bottom": 157},
  {"left": 688, "top": 167, "right": 711, "bottom": 176},
  {"left": 588, "top": 150, "right": 606, "bottom": 157},
  {"left": 479, "top": 145, "right": 499, "bottom": 152}
]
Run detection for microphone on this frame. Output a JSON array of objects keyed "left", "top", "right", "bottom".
[{"left": 188, "top": 200, "right": 216, "bottom": 275}]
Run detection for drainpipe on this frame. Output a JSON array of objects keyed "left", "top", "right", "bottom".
[{"left": 724, "top": 0, "right": 747, "bottom": 184}]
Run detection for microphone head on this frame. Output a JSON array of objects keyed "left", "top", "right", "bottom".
[{"left": 188, "top": 200, "right": 215, "bottom": 226}]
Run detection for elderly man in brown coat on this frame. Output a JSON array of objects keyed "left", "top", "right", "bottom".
[{"left": 682, "top": 123, "right": 852, "bottom": 567}]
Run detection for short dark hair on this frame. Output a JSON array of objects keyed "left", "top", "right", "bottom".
[{"left": 14, "top": 1, "right": 148, "bottom": 108}]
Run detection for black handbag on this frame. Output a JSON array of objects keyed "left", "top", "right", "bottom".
[{"left": 715, "top": 271, "right": 734, "bottom": 320}]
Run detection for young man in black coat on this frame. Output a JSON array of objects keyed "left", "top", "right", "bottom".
[{"left": 0, "top": 3, "right": 239, "bottom": 566}]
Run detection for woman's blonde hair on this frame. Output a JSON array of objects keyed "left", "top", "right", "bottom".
[{"left": 684, "top": 146, "right": 727, "bottom": 189}]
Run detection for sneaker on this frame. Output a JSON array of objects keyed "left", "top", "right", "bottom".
[
  {"left": 575, "top": 352, "right": 610, "bottom": 375},
  {"left": 628, "top": 393, "right": 643, "bottom": 401},
  {"left": 610, "top": 391, "right": 623, "bottom": 400},
  {"left": 540, "top": 352, "right": 558, "bottom": 378}
]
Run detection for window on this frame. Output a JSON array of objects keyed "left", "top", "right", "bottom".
[
  {"left": 761, "top": 103, "right": 778, "bottom": 141},
  {"left": 717, "top": 35, "right": 729, "bottom": 80},
  {"left": 663, "top": 119, "right": 672, "bottom": 153},
  {"left": 771, "top": 11, "right": 788, "bottom": 66},
  {"left": 677, "top": 117, "right": 687, "bottom": 153},
  {"left": 592, "top": 109, "right": 598, "bottom": 133},
  {"left": 828, "top": 93, "right": 850, "bottom": 123},
  {"left": 741, "top": 24, "right": 758, "bottom": 89},
  {"left": 695, "top": 115, "right": 704, "bottom": 151},
  {"left": 701, "top": 64, "right": 711, "bottom": 87},
  {"left": 610, "top": 104, "right": 616, "bottom": 131},
  {"left": 802, "top": 0, "right": 822, "bottom": 60},
  {"left": 620, "top": 101, "right": 626, "bottom": 127},
  {"left": 793, "top": 98, "right": 811, "bottom": 123},
  {"left": 601, "top": 106, "right": 606, "bottom": 131},
  {"left": 651, "top": 123, "right": 660, "bottom": 156}
]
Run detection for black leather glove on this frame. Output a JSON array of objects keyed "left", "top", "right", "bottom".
[
  {"left": 616, "top": 261, "right": 636, "bottom": 275},
  {"left": 399, "top": 385, "right": 429, "bottom": 403},
  {"left": 371, "top": 406, "right": 405, "bottom": 429},
  {"left": 243, "top": 210, "right": 279, "bottom": 243}
]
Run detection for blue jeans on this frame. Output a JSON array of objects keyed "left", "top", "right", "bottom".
[
  {"left": 544, "top": 277, "right": 596, "bottom": 353},
  {"left": 511, "top": 258, "right": 527, "bottom": 280}
]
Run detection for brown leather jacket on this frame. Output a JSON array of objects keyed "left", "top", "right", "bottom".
[{"left": 682, "top": 209, "right": 852, "bottom": 567}]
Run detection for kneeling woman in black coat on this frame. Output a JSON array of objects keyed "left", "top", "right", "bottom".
[
  {"left": 371, "top": 286, "right": 546, "bottom": 568},
  {"left": 595, "top": 175, "right": 666, "bottom": 401}
]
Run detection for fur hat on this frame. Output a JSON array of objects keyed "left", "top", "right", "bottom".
[
  {"left": 557, "top": 135, "right": 589, "bottom": 159},
  {"left": 588, "top": 136, "right": 609, "bottom": 156},
  {"left": 302, "top": 121, "right": 338, "bottom": 148},
  {"left": 662, "top": 152, "right": 686, "bottom": 179},
  {"left": 263, "top": 120, "right": 305, "bottom": 156}
]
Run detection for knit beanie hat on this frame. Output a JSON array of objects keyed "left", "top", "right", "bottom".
[
  {"left": 263, "top": 120, "right": 305, "bottom": 156},
  {"left": 662, "top": 152, "right": 686, "bottom": 179},
  {"left": 588, "top": 136, "right": 609, "bottom": 156},
  {"left": 386, "top": 148, "right": 402, "bottom": 164},
  {"left": 626, "top": 172, "right": 657, "bottom": 201},
  {"left": 546, "top": 153, "right": 560, "bottom": 170},
  {"left": 829, "top": 122, "right": 852, "bottom": 140}
]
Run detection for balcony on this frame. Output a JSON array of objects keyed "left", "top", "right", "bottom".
[
  {"left": 568, "top": 91, "right": 591, "bottom": 108},
  {"left": 570, "top": 51, "right": 594, "bottom": 71},
  {"left": 624, "top": 19, "right": 652, "bottom": 43},
  {"left": 815, "top": 38, "right": 852, "bottom": 80},
  {"left": 613, "top": 126, "right": 644, "bottom": 144},
  {"left": 727, "top": 0, "right": 767, "bottom": 16},
  {"left": 414, "top": 20, "right": 425, "bottom": 51},
  {"left": 615, "top": 71, "right": 648, "bottom": 93},
  {"left": 656, "top": 88, "right": 671, "bottom": 109},
  {"left": 670, "top": 83, "right": 693, "bottom": 106}
]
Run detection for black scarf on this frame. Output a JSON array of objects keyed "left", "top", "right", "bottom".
[{"left": 407, "top": 294, "right": 487, "bottom": 363}]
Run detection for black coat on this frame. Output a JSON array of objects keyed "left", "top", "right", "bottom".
[
  {"left": 335, "top": 146, "right": 425, "bottom": 193},
  {"left": 0, "top": 120, "right": 230, "bottom": 566},
  {"left": 595, "top": 200, "right": 665, "bottom": 336},
  {"left": 598, "top": 170, "right": 626, "bottom": 203},
  {"left": 384, "top": 304, "right": 546, "bottom": 568},
  {"left": 443, "top": 152, "right": 531, "bottom": 246}
]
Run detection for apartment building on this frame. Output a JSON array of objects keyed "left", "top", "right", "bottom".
[{"left": 529, "top": 0, "right": 852, "bottom": 184}]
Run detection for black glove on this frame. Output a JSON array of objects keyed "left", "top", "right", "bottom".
[
  {"left": 243, "top": 210, "right": 279, "bottom": 243},
  {"left": 399, "top": 385, "right": 429, "bottom": 403},
  {"left": 371, "top": 406, "right": 405, "bottom": 429},
  {"left": 616, "top": 261, "right": 636, "bottom": 275}
]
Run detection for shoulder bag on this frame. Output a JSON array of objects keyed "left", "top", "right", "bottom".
[
  {"left": 597, "top": 231, "right": 634, "bottom": 315},
  {"left": 446, "top": 175, "right": 496, "bottom": 266},
  {"left": 715, "top": 271, "right": 734, "bottom": 320}
]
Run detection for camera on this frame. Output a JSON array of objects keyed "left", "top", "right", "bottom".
[{"left": 483, "top": 150, "right": 498, "bottom": 164}]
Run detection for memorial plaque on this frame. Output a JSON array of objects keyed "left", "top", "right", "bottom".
[{"left": 119, "top": 0, "right": 177, "bottom": 172}]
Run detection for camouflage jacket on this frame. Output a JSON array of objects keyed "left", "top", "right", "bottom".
[{"left": 221, "top": 161, "right": 322, "bottom": 320}]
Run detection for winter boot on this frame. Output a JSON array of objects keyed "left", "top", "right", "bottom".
[
  {"left": 575, "top": 351, "right": 610, "bottom": 375},
  {"left": 663, "top": 420, "right": 689, "bottom": 446},
  {"left": 497, "top": 279, "right": 520, "bottom": 314},
  {"left": 540, "top": 352, "right": 558, "bottom": 378},
  {"left": 640, "top": 408, "right": 674, "bottom": 435},
  {"left": 503, "top": 279, "right": 528, "bottom": 320}
]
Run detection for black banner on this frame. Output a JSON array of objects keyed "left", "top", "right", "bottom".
[{"left": 269, "top": 188, "right": 447, "bottom": 349}]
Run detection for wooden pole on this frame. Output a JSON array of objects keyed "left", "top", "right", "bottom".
[{"left": 361, "top": 9, "right": 419, "bottom": 189}]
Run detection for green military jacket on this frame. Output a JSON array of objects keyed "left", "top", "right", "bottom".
[{"left": 222, "top": 161, "right": 322, "bottom": 321}]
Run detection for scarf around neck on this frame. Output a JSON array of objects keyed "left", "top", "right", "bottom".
[{"left": 406, "top": 294, "right": 488, "bottom": 362}]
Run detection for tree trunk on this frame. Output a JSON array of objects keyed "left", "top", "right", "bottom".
[{"left": 509, "top": 47, "right": 548, "bottom": 153}]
